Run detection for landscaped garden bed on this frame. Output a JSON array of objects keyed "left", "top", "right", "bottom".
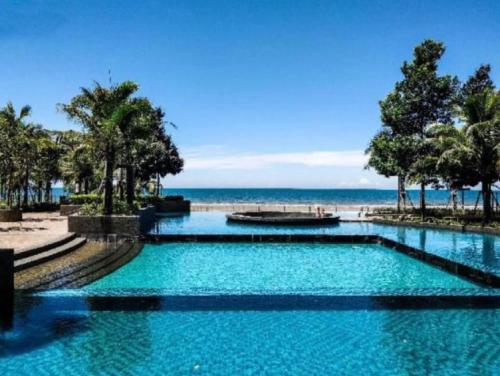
[
  {"left": 68, "top": 206, "right": 156, "bottom": 237},
  {"left": 368, "top": 207, "right": 500, "bottom": 235}
]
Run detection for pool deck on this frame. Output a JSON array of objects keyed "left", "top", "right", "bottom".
[{"left": 0, "top": 212, "right": 68, "bottom": 252}]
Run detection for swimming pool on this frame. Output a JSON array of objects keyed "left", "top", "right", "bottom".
[
  {"left": 150, "top": 212, "right": 500, "bottom": 276},
  {"left": 1, "top": 212, "right": 499, "bottom": 375},
  {"left": 1, "top": 293, "right": 499, "bottom": 375},
  {"left": 87, "top": 242, "right": 478, "bottom": 291}
]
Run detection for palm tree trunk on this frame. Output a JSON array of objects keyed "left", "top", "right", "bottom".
[
  {"left": 37, "top": 181, "right": 43, "bottom": 203},
  {"left": 397, "top": 176, "right": 407, "bottom": 213},
  {"left": 17, "top": 188, "right": 21, "bottom": 208},
  {"left": 401, "top": 178, "right": 407, "bottom": 212},
  {"left": 45, "top": 181, "right": 51, "bottom": 203},
  {"left": 420, "top": 181, "right": 426, "bottom": 219},
  {"left": 482, "top": 180, "right": 492, "bottom": 222},
  {"left": 7, "top": 171, "right": 13, "bottom": 208},
  {"left": 397, "top": 176, "right": 401, "bottom": 213},
  {"left": 119, "top": 168, "right": 124, "bottom": 200},
  {"left": 451, "top": 189, "right": 457, "bottom": 212},
  {"left": 22, "top": 166, "right": 29, "bottom": 207},
  {"left": 103, "top": 149, "right": 115, "bottom": 215},
  {"left": 126, "top": 165, "right": 135, "bottom": 205}
]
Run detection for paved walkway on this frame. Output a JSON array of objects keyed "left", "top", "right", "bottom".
[{"left": 0, "top": 212, "right": 68, "bottom": 251}]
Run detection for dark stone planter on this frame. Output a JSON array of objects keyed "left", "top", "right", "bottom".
[
  {"left": 60, "top": 204, "right": 82, "bottom": 216},
  {"left": 0, "top": 209, "right": 22, "bottom": 222},
  {"left": 68, "top": 206, "right": 156, "bottom": 237},
  {"left": 155, "top": 199, "right": 191, "bottom": 213}
]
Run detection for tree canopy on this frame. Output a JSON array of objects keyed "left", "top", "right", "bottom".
[
  {"left": 0, "top": 80, "right": 183, "bottom": 214},
  {"left": 367, "top": 40, "right": 499, "bottom": 221}
]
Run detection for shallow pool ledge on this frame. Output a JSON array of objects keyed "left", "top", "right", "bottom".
[{"left": 142, "top": 234, "right": 500, "bottom": 288}]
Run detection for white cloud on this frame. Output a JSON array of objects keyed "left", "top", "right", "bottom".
[
  {"left": 184, "top": 148, "right": 368, "bottom": 170},
  {"left": 359, "top": 177, "right": 370, "bottom": 185}
]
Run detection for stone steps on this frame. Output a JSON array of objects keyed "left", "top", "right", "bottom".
[
  {"left": 14, "top": 237, "right": 87, "bottom": 272},
  {"left": 20, "top": 241, "right": 142, "bottom": 290},
  {"left": 44, "top": 242, "right": 141, "bottom": 289},
  {"left": 15, "top": 233, "right": 78, "bottom": 260}
]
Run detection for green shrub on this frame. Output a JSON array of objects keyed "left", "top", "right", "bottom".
[
  {"left": 80, "top": 202, "right": 102, "bottom": 216},
  {"left": 80, "top": 200, "right": 138, "bottom": 216},
  {"left": 113, "top": 200, "right": 138, "bottom": 215},
  {"left": 67, "top": 194, "right": 102, "bottom": 205}
]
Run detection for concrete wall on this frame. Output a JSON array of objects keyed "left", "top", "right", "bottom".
[{"left": 0, "top": 209, "right": 22, "bottom": 222}]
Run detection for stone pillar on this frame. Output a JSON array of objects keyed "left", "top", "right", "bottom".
[{"left": 0, "top": 248, "right": 14, "bottom": 330}]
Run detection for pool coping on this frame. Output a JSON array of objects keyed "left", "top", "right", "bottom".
[{"left": 142, "top": 234, "right": 500, "bottom": 288}]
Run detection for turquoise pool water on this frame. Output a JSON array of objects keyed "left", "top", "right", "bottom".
[
  {"left": 150, "top": 212, "right": 500, "bottom": 276},
  {"left": 1, "top": 295, "right": 498, "bottom": 375},
  {"left": 88, "top": 243, "right": 478, "bottom": 291},
  {"left": 2, "top": 212, "right": 498, "bottom": 374}
]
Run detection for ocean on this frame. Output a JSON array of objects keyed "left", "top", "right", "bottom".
[
  {"left": 161, "top": 188, "right": 486, "bottom": 206},
  {"left": 51, "top": 187, "right": 487, "bottom": 206}
]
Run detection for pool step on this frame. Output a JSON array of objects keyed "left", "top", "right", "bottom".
[
  {"left": 15, "top": 232, "right": 78, "bottom": 260},
  {"left": 14, "top": 237, "right": 87, "bottom": 272},
  {"left": 17, "top": 241, "right": 142, "bottom": 289},
  {"left": 41, "top": 242, "right": 142, "bottom": 289}
]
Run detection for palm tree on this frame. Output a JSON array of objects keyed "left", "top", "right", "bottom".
[
  {"left": 115, "top": 98, "right": 156, "bottom": 206},
  {"left": 0, "top": 103, "right": 32, "bottom": 208},
  {"left": 59, "top": 130, "right": 98, "bottom": 194},
  {"left": 60, "top": 81, "right": 139, "bottom": 215},
  {"left": 32, "top": 130, "right": 64, "bottom": 203},
  {"left": 438, "top": 89, "right": 500, "bottom": 221}
]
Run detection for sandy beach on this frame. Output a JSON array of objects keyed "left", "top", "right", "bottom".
[{"left": 192, "top": 203, "right": 392, "bottom": 212}]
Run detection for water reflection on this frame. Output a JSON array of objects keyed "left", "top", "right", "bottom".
[
  {"left": 79, "top": 297, "right": 156, "bottom": 374},
  {"left": 380, "top": 308, "right": 496, "bottom": 375},
  {"left": 419, "top": 230, "right": 427, "bottom": 251},
  {"left": 397, "top": 226, "right": 407, "bottom": 244},
  {"left": 482, "top": 236, "right": 497, "bottom": 267},
  {"left": 0, "top": 295, "right": 89, "bottom": 357}
]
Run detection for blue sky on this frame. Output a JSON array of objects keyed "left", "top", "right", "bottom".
[{"left": 0, "top": 0, "right": 499, "bottom": 188}]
